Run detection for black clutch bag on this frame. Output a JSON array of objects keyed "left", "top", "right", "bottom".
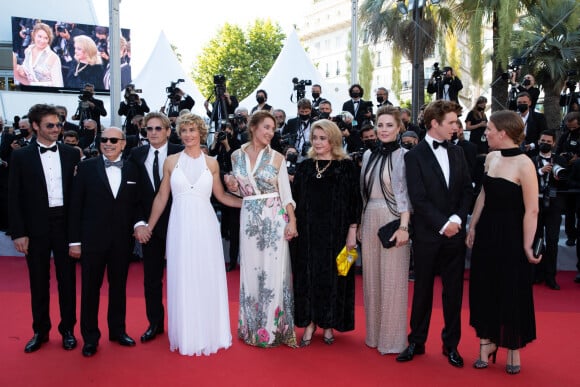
[
  {"left": 533, "top": 236, "right": 544, "bottom": 258},
  {"left": 378, "top": 219, "right": 400, "bottom": 249}
]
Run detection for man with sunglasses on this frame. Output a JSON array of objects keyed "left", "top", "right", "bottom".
[
  {"left": 129, "top": 112, "right": 183, "bottom": 343},
  {"left": 8, "top": 104, "right": 80, "bottom": 353},
  {"left": 69, "top": 126, "right": 141, "bottom": 357}
]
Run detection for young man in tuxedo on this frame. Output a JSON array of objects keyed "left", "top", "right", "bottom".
[
  {"left": 341, "top": 84, "right": 373, "bottom": 152},
  {"left": 8, "top": 104, "right": 80, "bottom": 353},
  {"left": 69, "top": 127, "right": 141, "bottom": 357},
  {"left": 398, "top": 100, "right": 473, "bottom": 368},
  {"left": 130, "top": 112, "right": 183, "bottom": 342}
]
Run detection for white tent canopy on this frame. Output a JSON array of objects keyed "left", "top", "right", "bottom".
[
  {"left": 131, "top": 31, "right": 206, "bottom": 117},
  {"left": 239, "top": 29, "right": 340, "bottom": 118}
]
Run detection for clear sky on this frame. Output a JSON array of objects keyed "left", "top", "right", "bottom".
[{"left": 92, "top": 0, "right": 312, "bottom": 77}]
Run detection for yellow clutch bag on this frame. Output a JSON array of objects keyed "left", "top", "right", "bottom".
[{"left": 336, "top": 246, "right": 358, "bottom": 276}]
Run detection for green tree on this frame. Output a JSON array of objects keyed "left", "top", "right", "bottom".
[
  {"left": 358, "top": 45, "right": 374, "bottom": 94},
  {"left": 454, "top": 0, "right": 535, "bottom": 111},
  {"left": 360, "top": 0, "right": 455, "bottom": 114},
  {"left": 192, "top": 20, "right": 285, "bottom": 100},
  {"left": 512, "top": 0, "right": 580, "bottom": 129}
]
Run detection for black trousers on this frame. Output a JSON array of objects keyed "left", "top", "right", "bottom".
[
  {"left": 535, "top": 197, "right": 563, "bottom": 281},
  {"left": 221, "top": 206, "right": 240, "bottom": 264},
  {"left": 26, "top": 209, "right": 76, "bottom": 335},
  {"left": 564, "top": 194, "right": 576, "bottom": 240},
  {"left": 408, "top": 236, "right": 465, "bottom": 349},
  {"left": 142, "top": 234, "right": 166, "bottom": 327},
  {"left": 80, "top": 246, "right": 130, "bottom": 344}
]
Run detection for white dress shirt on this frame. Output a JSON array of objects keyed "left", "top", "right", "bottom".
[
  {"left": 104, "top": 156, "right": 122, "bottom": 198},
  {"left": 145, "top": 142, "right": 168, "bottom": 190},
  {"left": 38, "top": 142, "right": 64, "bottom": 207}
]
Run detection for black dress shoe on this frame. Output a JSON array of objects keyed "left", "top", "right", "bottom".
[
  {"left": 442, "top": 347, "right": 464, "bottom": 368},
  {"left": 140, "top": 325, "right": 164, "bottom": 343},
  {"left": 575, "top": 273, "right": 580, "bottom": 283},
  {"left": 24, "top": 333, "right": 49, "bottom": 353},
  {"left": 109, "top": 333, "right": 136, "bottom": 346},
  {"left": 396, "top": 343, "right": 425, "bottom": 362},
  {"left": 62, "top": 330, "right": 77, "bottom": 350},
  {"left": 82, "top": 343, "right": 98, "bottom": 357},
  {"left": 226, "top": 262, "right": 237, "bottom": 272},
  {"left": 545, "top": 280, "right": 561, "bottom": 290},
  {"left": 566, "top": 238, "right": 576, "bottom": 246}
]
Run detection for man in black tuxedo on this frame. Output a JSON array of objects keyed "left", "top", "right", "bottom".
[
  {"left": 342, "top": 84, "right": 373, "bottom": 152},
  {"left": 515, "top": 91, "right": 547, "bottom": 155},
  {"left": 130, "top": 112, "right": 183, "bottom": 342},
  {"left": 533, "top": 130, "right": 566, "bottom": 290},
  {"left": 398, "top": 100, "right": 473, "bottom": 368},
  {"left": 69, "top": 126, "right": 141, "bottom": 357},
  {"left": 8, "top": 104, "right": 80, "bottom": 353}
]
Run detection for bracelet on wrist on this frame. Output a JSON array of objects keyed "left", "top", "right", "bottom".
[{"left": 398, "top": 225, "right": 409, "bottom": 232}]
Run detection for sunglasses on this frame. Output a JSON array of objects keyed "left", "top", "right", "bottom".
[
  {"left": 146, "top": 126, "right": 165, "bottom": 132},
  {"left": 45, "top": 122, "right": 64, "bottom": 129},
  {"left": 100, "top": 137, "right": 124, "bottom": 144}
]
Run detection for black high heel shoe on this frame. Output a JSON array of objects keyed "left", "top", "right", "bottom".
[
  {"left": 473, "top": 341, "right": 498, "bottom": 369},
  {"left": 506, "top": 350, "right": 521, "bottom": 374},
  {"left": 322, "top": 329, "right": 335, "bottom": 345},
  {"left": 300, "top": 325, "right": 316, "bottom": 347}
]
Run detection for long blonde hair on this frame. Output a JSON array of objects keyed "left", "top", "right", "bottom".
[{"left": 307, "top": 119, "right": 348, "bottom": 160}]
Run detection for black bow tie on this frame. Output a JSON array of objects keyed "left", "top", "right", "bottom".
[
  {"left": 433, "top": 140, "right": 449, "bottom": 149},
  {"left": 39, "top": 145, "right": 57, "bottom": 153},
  {"left": 540, "top": 156, "right": 551, "bottom": 162},
  {"left": 104, "top": 159, "right": 123, "bottom": 168}
]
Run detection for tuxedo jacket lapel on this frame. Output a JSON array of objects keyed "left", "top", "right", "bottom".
[
  {"left": 422, "top": 142, "right": 448, "bottom": 190},
  {"left": 96, "top": 157, "right": 114, "bottom": 197}
]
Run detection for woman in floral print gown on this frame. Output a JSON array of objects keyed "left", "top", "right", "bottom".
[{"left": 226, "top": 111, "right": 298, "bottom": 347}]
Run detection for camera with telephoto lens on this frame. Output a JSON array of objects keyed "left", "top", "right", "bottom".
[
  {"left": 166, "top": 78, "right": 184, "bottom": 100},
  {"left": 217, "top": 131, "right": 228, "bottom": 142},
  {"left": 12, "top": 129, "right": 29, "bottom": 147},
  {"left": 286, "top": 151, "right": 298, "bottom": 175},
  {"left": 280, "top": 133, "right": 296, "bottom": 148},
  {"left": 97, "top": 39, "right": 108, "bottom": 54},
  {"left": 330, "top": 113, "right": 348, "bottom": 131},
  {"left": 432, "top": 63, "right": 442, "bottom": 80}
]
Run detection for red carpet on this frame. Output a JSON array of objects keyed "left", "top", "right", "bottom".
[{"left": 1, "top": 256, "right": 579, "bottom": 386}]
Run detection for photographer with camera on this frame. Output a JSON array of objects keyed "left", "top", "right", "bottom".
[
  {"left": 534, "top": 130, "right": 567, "bottom": 290},
  {"left": 118, "top": 84, "right": 150, "bottom": 136},
  {"left": 204, "top": 75, "right": 238, "bottom": 132},
  {"left": 510, "top": 72, "right": 540, "bottom": 111},
  {"left": 556, "top": 112, "right": 580, "bottom": 247},
  {"left": 160, "top": 79, "right": 195, "bottom": 117},
  {"left": 72, "top": 83, "right": 107, "bottom": 132},
  {"left": 427, "top": 64, "right": 463, "bottom": 103},
  {"left": 560, "top": 75, "right": 580, "bottom": 115},
  {"left": 209, "top": 122, "right": 241, "bottom": 272},
  {"left": 283, "top": 98, "right": 315, "bottom": 163}
]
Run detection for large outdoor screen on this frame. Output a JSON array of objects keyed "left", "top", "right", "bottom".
[{"left": 11, "top": 16, "right": 131, "bottom": 93}]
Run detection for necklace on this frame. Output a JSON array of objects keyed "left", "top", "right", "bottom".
[
  {"left": 500, "top": 148, "right": 523, "bottom": 157},
  {"left": 315, "top": 159, "right": 332, "bottom": 179},
  {"left": 74, "top": 62, "right": 89, "bottom": 77}
]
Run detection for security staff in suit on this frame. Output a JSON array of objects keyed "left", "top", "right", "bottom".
[
  {"left": 8, "top": 104, "right": 80, "bottom": 353},
  {"left": 533, "top": 130, "right": 566, "bottom": 290},
  {"left": 515, "top": 91, "right": 547, "bottom": 155},
  {"left": 69, "top": 127, "right": 141, "bottom": 357},
  {"left": 398, "top": 100, "right": 473, "bottom": 368},
  {"left": 130, "top": 112, "right": 183, "bottom": 342},
  {"left": 342, "top": 84, "right": 373, "bottom": 152}
]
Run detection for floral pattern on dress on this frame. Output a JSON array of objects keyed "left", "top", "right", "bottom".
[
  {"left": 243, "top": 197, "right": 285, "bottom": 251},
  {"left": 238, "top": 269, "right": 297, "bottom": 347}
]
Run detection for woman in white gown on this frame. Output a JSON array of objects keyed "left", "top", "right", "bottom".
[{"left": 146, "top": 113, "right": 242, "bottom": 356}]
